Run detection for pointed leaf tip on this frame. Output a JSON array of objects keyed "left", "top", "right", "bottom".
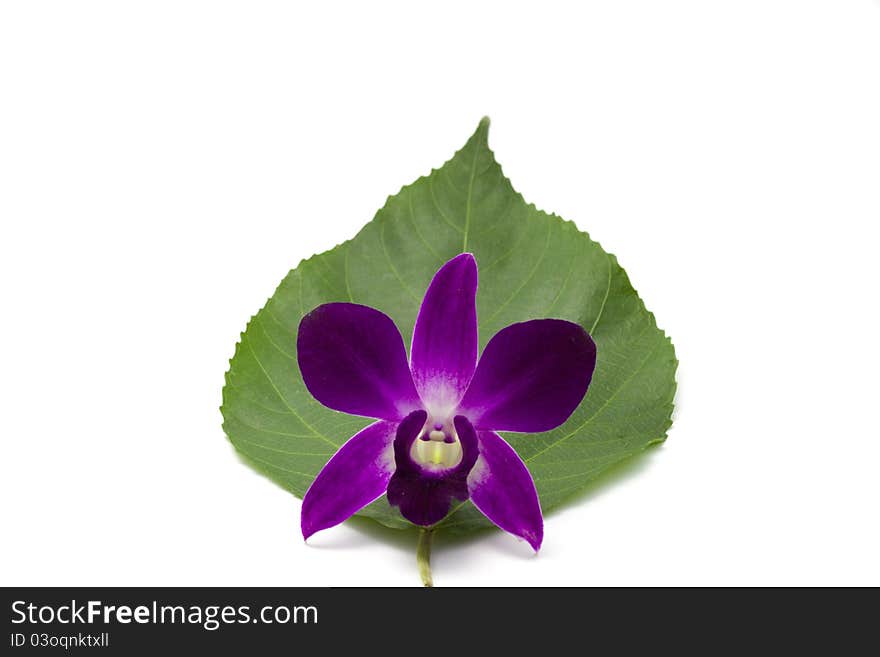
[{"left": 471, "top": 116, "right": 490, "bottom": 144}]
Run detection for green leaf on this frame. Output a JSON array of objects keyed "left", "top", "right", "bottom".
[{"left": 221, "top": 118, "right": 677, "bottom": 534}]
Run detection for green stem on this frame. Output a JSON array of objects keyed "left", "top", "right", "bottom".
[{"left": 417, "top": 528, "right": 434, "bottom": 587}]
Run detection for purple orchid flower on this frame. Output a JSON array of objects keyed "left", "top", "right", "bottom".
[{"left": 297, "top": 253, "right": 596, "bottom": 551}]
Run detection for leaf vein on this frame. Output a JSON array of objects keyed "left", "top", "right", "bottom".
[
  {"left": 236, "top": 450, "right": 317, "bottom": 480},
  {"left": 524, "top": 327, "right": 660, "bottom": 464},
  {"left": 545, "top": 244, "right": 579, "bottom": 315},
  {"left": 226, "top": 411, "right": 328, "bottom": 441},
  {"left": 407, "top": 193, "right": 442, "bottom": 260},
  {"left": 243, "top": 339, "right": 339, "bottom": 449},
  {"left": 428, "top": 175, "right": 464, "bottom": 232},
  {"left": 590, "top": 254, "right": 613, "bottom": 334},
  {"left": 479, "top": 216, "right": 553, "bottom": 327},
  {"left": 379, "top": 220, "right": 421, "bottom": 303},
  {"left": 462, "top": 141, "right": 481, "bottom": 252},
  {"left": 224, "top": 382, "right": 295, "bottom": 416},
  {"left": 255, "top": 314, "right": 297, "bottom": 360},
  {"left": 297, "top": 269, "right": 306, "bottom": 316},
  {"left": 233, "top": 436, "right": 332, "bottom": 457},
  {"left": 343, "top": 245, "right": 355, "bottom": 302}
]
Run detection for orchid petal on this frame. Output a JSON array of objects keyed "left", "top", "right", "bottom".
[
  {"left": 468, "top": 431, "right": 543, "bottom": 551},
  {"left": 410, "top": 253, "right": 478, "bottom": 413},
  {"left": 458, "top": 319, "right": 597, "bottom": 432},
  {"left": 387, "top": 412, "right": 479, "bottom": 526},
  {"left": 301, "top": 420, "right": 398, "bottom": 540},
  {"left": 297, "top": 302, "right": 421, "bottom": 421}
]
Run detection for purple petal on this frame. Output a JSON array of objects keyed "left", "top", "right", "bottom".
[
  {"left": 410, "top": 253, "right": 478, "bottom": 413},
  {"left": 458, "top": 319, "right": 597, "bottom": 433},
  {"left": 468, "top": 430, "right": 543, "bottom": 551},
  {"left": 301, "top": 420, "right": 398, "bottom": 540},
  {"left": 297, "top": 302, "right": 421, "bottom": 421},
  {"left": 387, "top": 412, "right": 479, "bottom": 526}
]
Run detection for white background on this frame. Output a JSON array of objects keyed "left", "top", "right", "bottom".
[{"left": 2, "top": 1, "right": 879, "bottom": 587}]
